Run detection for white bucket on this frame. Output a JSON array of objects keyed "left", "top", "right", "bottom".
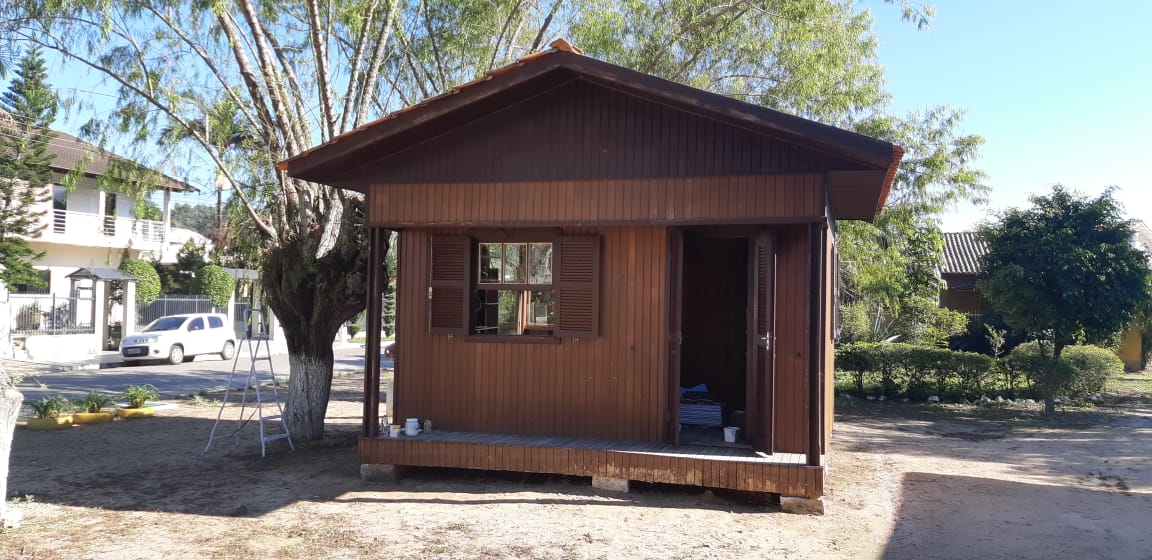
[
  {"left": 723, "top": 426, "right": 740, "bottom": 443},
  {"left": 404, "top": 418, "right": 420, "bottom": 436}
]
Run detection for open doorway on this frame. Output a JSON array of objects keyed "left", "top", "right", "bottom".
[{"left": 678, "top": 234, "right": 749, "bottom": 447}]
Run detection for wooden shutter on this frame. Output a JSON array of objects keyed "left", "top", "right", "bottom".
[
  {"left": 555, "top": 236, "right": 600, "bottom": 338},
  {"left": 749, "top": 231, "right": 776, "bottom": 453},
  {"left": 428, "top": 236, "right": 470, "bottom": 335}
]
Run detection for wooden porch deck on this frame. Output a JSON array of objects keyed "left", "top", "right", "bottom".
[{"left": 359, "top": 431, "right": 824, "bottom": 498}]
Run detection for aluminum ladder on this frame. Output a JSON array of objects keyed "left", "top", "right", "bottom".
[{"left": 204, "top": 334, "right": 294, "bottom": 457}]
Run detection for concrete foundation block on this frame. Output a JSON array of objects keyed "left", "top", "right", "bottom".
[
  {"left": 591, "top": 476, "right": 630, "bottom": 493},
  {"left": 780, "top": 496, "right": 825, "bottom": 515},
  {"left": 360, "top": 463, "right": 404, "bottom": 483}
]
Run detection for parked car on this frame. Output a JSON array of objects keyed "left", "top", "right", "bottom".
[{"left": 120, "top": 313, "right": 236, "bottom": 365}]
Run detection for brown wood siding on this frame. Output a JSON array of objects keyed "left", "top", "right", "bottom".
[
  {"left": 396, "top": 226, "right": 668, "bottom": 441},
  {"left": 940, "top": 274, "right": 983, "bottom": 316},
  {"left": 360, "top": 436, "right": 824, "bottom": 498},
  {"left": 367, "top": 174, "right": 825, "bottom": 227},
  {"left": 341, "top": 79, "right": 868, "bottom": 186},
  {"left": 772, "top": 226, "right": 810, "bottom": 453}
]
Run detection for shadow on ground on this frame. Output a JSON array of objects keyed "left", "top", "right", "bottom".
[{"left": 884, "top": 472, "right": 1152, "bottom": 560}]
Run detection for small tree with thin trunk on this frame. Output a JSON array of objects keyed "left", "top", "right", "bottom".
[{"left": 978, "top": 186, "right": 1152, "bottom": 413}]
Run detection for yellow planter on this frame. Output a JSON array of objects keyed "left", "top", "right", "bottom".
[
  {"left": 27, "top": 416, "right": 73, "bottom": 430},
  {"left": 117, "top": 407, "right": 154, "bottom": 419},
  {"left": 73, "top": 411, "right": 116, "bottom": 424}
]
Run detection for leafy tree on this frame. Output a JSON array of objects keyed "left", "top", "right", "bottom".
[
  {"left": 838, "top": 107, "right": 988, "bottom": 344},
  {"left": 978, "top": 186, "right": 1152, "bottom": 413},
  {"left": 171, "top": 203, "right": 217, "bottom": 236},
  {"left": 0, "top": 45, "right": 56, "bottom": 288},
  {"left": 9, "top": 0, "right": 933, "bottom": 440}
]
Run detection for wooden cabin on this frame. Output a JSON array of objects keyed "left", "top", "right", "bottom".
[{"left": 279, "top": 41, "right": 902, "bottom": 509}]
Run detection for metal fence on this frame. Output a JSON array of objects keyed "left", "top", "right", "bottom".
[
  {"left": 138, "top": 295, "right": 220, "bottom": 326},
  {"left": 10, "top": 292, "right": 96, "bottom": 335},
  {"left": 232, "top": 300, "right": 252, "bottom": 338}
]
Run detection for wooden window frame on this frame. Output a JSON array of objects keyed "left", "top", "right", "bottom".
[
  {"left": 473, "top": 241, "right": 557, "bottom": 339},
  {"left": 429, "top": 232, "right": 600, "bottom": 342}
]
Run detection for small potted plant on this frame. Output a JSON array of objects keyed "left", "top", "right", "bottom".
[
  {"left": 72, "top": 392, "right": 116, "bottom": 424},
  {"left": 27, "top": 396, "right": 74, "bottom": 430},
  {"left": 118, "top": 384, "right": 159, "bottom": 419}
]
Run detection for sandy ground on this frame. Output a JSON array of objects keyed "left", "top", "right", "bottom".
[{"left": 2, "top": 372, "right": 1150, "bottom": 560}]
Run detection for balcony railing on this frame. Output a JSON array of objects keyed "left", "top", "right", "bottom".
[{"left": 45, "top": 209, "right": 164, "bottom": 247}]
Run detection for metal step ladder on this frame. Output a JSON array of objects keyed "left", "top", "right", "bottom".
[{"left": 204, "top": 325, "right": 293, "bottom": 457}]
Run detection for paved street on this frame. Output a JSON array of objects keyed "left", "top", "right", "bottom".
[{"left": 7, "top": 346, "right": 391, "bottom": 402}]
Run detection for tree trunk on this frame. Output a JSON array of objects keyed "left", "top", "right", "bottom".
[
  {"left": 0, "top": 367, "right": 24, "bottom": 526},
  {"left": 1043, "top": 343, "right": 1065, "bottom": 414},
  {"left": 259, "top": 198, "right": 387, "bottom": 441},
  {"left": 282, "top": 334, "right": 335, "bottom": 441}
]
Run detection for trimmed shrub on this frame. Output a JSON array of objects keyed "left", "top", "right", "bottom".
[
  {"left": 1002, "top": 342, "right": 1120, "bottom": 398},
  {"left": 120, "top": 259, "right": 160, "bottom": 305},
  {"left": 198, "top": 265, "right": 235, "bottom": 308}
]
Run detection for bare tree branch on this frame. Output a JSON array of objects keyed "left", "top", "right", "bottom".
[{"left": 305, "top": 0, "right": 336, "bottom": 140}]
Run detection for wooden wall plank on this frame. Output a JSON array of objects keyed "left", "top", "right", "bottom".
[
  {"left": 393, "top": 227, "right": 669, "bottom": 442},
  {"left": 366, "top": 174, "right": 825, "bottom": 226}
]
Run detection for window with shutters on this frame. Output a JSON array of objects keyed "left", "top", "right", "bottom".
[{"left": 429, "top": 235, "right": 599, "bottom": 339}]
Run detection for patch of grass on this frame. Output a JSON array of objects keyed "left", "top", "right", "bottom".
[
  {"left": 190, "top": 394, "right": 219, "bottom": 407},
  {"left": 1105, "top": 372, "right": 1152, "bottom": 397}
]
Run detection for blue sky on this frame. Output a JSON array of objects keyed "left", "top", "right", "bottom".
[
  {"left": 872, "top": 0, "right": 1152, "bottom": 231},
  {"left": 18, "top": 2, "right": 1152, "bottom": 218}
]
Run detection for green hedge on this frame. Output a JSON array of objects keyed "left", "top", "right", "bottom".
[
  {"left": 837, "top": 341, "right": 1120, "bottom": 400},
  {"left": 835, "top": 343, "right": 993, "bottom": 400}
]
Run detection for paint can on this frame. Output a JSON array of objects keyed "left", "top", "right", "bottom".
[{"left": 723, "top": 426, "right": 740, "bottom": 443}]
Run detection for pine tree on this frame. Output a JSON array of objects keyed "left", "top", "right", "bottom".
[{"left": 0, "top": 45, "right": 56, "bottom": 288}]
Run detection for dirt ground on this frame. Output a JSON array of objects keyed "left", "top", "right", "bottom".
[{"left": 2, "top": 373, "right": 1151, "bottom": 560}]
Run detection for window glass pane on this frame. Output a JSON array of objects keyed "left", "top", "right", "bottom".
[
  {"left": 528, "top": 243, "right": 553, "bottom": 284},
  {"left": 503, "top": 243, "right": 525, "bottom": 283},
  {"left": 478, "top": 243, "right": 502, "bottom": 284},
  {"left": 497, "top": 290, "right": 522, "bottom": 335},
  {"left": 528, "top": 291, "right": 555, "bottom": 326},
  {"left": 473, "top": 290, "right": 501, "bottom": 335}
]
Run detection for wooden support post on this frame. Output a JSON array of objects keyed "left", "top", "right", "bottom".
[
  {"left": 362, "top": 227, "right": 385, "bottom": 438},
  {"left": 806, "top": 223, "right": 824, "bottom": 468}
]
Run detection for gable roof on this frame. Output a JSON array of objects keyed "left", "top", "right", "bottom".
[
  {"left": 0, "top": 109, "right": 195, "bottom": 192},
  {"left": 279, "top": 40, "right": 902, "bottom": 219},
  {"left": 942, "top": 232, "right": 988, "bottom": 275},
  {"left": 46, "top": 131, "right": 196, "bottom": 192}
]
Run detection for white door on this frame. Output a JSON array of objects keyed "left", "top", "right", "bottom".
[{"left": 186, "top": 316, "right": 207, "bottom": 355}]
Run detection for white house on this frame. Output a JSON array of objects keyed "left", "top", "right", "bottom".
[
  {"left": 2, "top": 126, "right": 200, "bottom": 361},
  {"left": 24, "top": 129, "right": 201, "bottom": 295}
]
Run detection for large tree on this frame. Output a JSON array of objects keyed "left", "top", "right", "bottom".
[
  {"left": 6, "top": 0, "right": 932, "bottom": 440},
  {"left": 838, "top": 107, "right": 988, "bottom": 344},
  {"left": 978, "top": 186, "right": 1152, "bottom": 413},
  {"left": 0, "top": 44, "right": 56, "bottom": 289}
]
